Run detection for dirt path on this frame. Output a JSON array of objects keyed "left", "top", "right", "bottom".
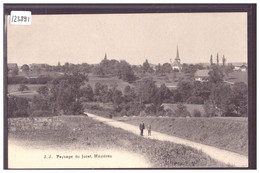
[{"left": 86, "top": 112, "right": 248, "bottom": 167}]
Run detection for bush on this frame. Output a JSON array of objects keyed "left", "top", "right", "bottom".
[
  {"left": 7, "top": 96, "right": 30, "bottom": 117},
  {"left": 165, "top": 109, "right": 175, "bottom": 116},
  {"left": 84, "top": 104, "right": 103, "bottom": 111},
  {"left": 186, "top": 96, "right": 204, "bottom": 104},
  {"left": 175, "top": 103, "right": 191, "bottom": 117},
  {"left": 8, "top": 76, "right": 28, "bottom": 84},
  {"left": 193, "top": 109, "right": 202, "bottom": 117},
  {"left": 18, "top": 84, "right": 29, "bottom": 92},
  {"left": 204, "top": 100, "right": 216, "bottom": 117},
  {"left": 31, "top": 110, "right": 53, "bottom": 117}
]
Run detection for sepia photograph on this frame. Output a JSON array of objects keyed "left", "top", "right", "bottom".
[{"left": 4, "top": 4, "right": 256, "bottom": 169}]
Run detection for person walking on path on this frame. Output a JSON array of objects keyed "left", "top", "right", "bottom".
[
  {"left": 147, "top": 124, "right": 151, "bottom": 136},
  {"left": 139, "top": 121, "right": 145, "bottom": 136}
]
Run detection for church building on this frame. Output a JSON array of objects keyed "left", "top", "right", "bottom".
[{"left": 171, "top": 46, "right": 182, "bottom": 71}]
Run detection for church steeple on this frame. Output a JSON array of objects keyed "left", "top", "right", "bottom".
[{"left": 175, "top": 46, "right": 180, "bottom": 61}]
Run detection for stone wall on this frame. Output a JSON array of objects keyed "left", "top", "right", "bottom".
[{"left": 8, "top": 117, "right": 64, "bottom": 132}]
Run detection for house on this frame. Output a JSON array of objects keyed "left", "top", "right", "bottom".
[
  {"left": 171, "top": 46, "right": 182, "bottom": 71},
  {"left": 194, "top": 69, "right": 210, "bottom": 82},
  {"left": 231, "top": 63, "right": 247, "bottom": 72},
  {"left": 29, "top": 63, "right": 49, "bottom": 72},
  {"left": 240, "top": 64, "right": 247, "bottom": 72}
]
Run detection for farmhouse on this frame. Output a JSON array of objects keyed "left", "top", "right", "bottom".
[
  {"left": 232, "top": 63, "right": 247, "bottom": 72},
  {"left": 240, "top": 64, "right": 247, "bottom": 72},
  {"left": 171, "top": 46, "right": 182, "bottom": 71},
  {"left": 194, "top": 69, "right": 210, "bottom": 82}
]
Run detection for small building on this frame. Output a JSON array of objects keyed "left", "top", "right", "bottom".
[
  {"left": 240, "top": 64, "right": 247, "bottom": 72},
  {"left": 171, "top": 46, "right": 182, "bottom": 71},
  {"left": 232, "top": 63, "right": 247, "bottom": 72},
  {"left": 194, "top": 69, "right": 210, "bottom": 82}
]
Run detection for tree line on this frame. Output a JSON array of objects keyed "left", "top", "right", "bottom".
[{"left": 8, "top": 64, "right": 247, "bottom": 118}]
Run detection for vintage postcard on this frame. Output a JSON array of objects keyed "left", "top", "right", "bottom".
[{"left": 4, "top": 4, "right": 256, "bottom": 169}]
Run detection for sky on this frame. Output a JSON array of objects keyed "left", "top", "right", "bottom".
[{"left": 7, "top": 13, "right": 247, "bottom": 66}]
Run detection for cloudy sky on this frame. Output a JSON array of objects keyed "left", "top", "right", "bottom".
[{"left": 7, "top": 12, "right": 247, "bottom": 66}]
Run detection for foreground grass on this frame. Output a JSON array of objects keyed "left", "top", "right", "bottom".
[
  {"left": 113, "top": 116, "right": 248, "bottom": 156},
  {"left": 9, "top": 116, "right": 226, "bottom": 168}
]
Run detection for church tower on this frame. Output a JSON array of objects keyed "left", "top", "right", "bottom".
[
  {"left": 172, "top": 46, "right": 182, "bottom": 71},
  {"left": 175, "top": 46, "right": 180, "bottom": 62}
]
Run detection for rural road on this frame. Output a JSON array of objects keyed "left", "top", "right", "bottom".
[{"left": 86, "top": 112, "right": 248, "bottom": 167}]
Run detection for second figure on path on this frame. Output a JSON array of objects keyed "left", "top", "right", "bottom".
[{"left": 139, "top": 121, "right": 145, "bottom": 136}]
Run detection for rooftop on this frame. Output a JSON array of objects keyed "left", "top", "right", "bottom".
[{"left": 194, "top": 69, "right": 210, "bottom": 77}]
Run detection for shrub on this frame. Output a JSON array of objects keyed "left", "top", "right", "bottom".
[
  {"left": 165, "top": 109, "right": 175, "bottom": 116},
  {"left": 7, "top": 96, "right": 30, "bottom": 117},
  {"left": 8, "top": 76, "right": 28, "bottom": 84},
  {"left": 18, "top": 84, "right": 29, "bottom": 92},
  {"left": 175, "top": 103, "right": 191, "bottom": 117},
  {"left": 204, "top": 100, "right": 216, "bottom": 117},
  {"left": 193, "top": 109, "right": 202, "bottom": 117},
  {"left": 31, "top": 110, "right": 53, "bottom": 117},
  {"left": 186, "top": 96, "right": 204, "bottom": 104},
  {"left": 84, "top": 104, "right": 103, "bottom": 110}
]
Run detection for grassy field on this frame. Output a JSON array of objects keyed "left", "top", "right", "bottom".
[
  {"left": 163, "top": 103, "right": 206, "bottom": 116},
  {"left": 225, "top": 71, "right": 247, "bottom": 84},
  {"left": 8, "top": 116, "right": 226, "bottom": 168},
  {"left": 8, "top": 84, "right": 46, "bottom": 93},
  {"left": 113, "top": 116, "right": 248, "bottom": 156},
  {"left": 7, "top": 84, "right": 45, "bottom": 98}
]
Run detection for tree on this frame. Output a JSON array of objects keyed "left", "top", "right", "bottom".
[
  {"left": 162, "top": 63, "right": 173, "bottom": 73},
  {"left": 210, "top": 55, "right": 213, "bottom": 66},
  {"left": 115, "top": 60, "right": 136, "bottom": 82},
  {"left": 222, "top": 55, "right": 226, "bottom": 66},
  {"left": 123, "top": 85, "right": 136, "bottom": 102},
  {"left": 175, "top": 103, "right": 190, "bottom": 117},
  {"left": 21, "top": 64, "right": 30, "bottom": 73},
  {"left": 93, "top": 65, "right": 105, "bottom": 76},
  {"left": 94, "top": 82, "right": 110, "bottom": 102},
  {"left": 223, "top": 64, "right": 234, "bottom": 76},
  {"left": 204, "top": 100, "right": 216, "bottom": 117},
  {"left": 63, "top": 62, "right": 70, "bottom": 72},
  {"left": 176, "top": 80, "right": 194, "bottom": 102},
  {"left": 142, "top": 59, "right": 154, "bottom": 73},
  {"left": 209, "top": 83, "right": 232, "bottom": 116},
  {"left": 155, "top": 64, "right": 163, "bottom": 75},
  {"left": 137, "top": 78, "right": 158, "bottom": 104},
  {"left": 31, "top": 95, "right": 50, "bottom": 111},
  {"left": 7, "top": 96, "right": 30, "bottom": 117},
  {"left": 229, "top": 82, "right": 248, "bottom": 116},
  {"left": 49, "top": 70, "right": 87, "bottom": 115},
  {"left": 112, "top": 89, "right": 123, "bottom": 110},
  {"left": 192, "top": 81, "right": 211, "bottom": 100},
  {"left": 80, "top": 84, "right": 94, "bottom": 102},
  {"left": 143, "top": 59, "right": 150, "bottom": 73},
  {"left": 159, "top": 84, "right": 172, "bottom": 103},
  {"left": 216, "top": 53, "right": 219, "bottom": 66},
  {"left": 208, "top": 65, "right": 224, "bottom": 84},
  {"left": 18, "top": 84, "right": 29, "bottom": 92},
  {"left": 37, "top": 86, "right": 49, "bottom": 96}
]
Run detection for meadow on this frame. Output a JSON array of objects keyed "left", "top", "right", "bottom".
[
  {"left": 114, "top": 116, "right": 248, "bottom": 156},
  {"left": 8, "top": 116, "right": 226, "bottom": 168}
]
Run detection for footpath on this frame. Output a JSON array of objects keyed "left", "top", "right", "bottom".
[{"left": 86, "top": 112, "right": 248, "bottom": 167}]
